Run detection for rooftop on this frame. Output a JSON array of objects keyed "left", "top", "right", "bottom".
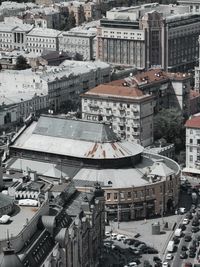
[
  {"left": 11, "top": 115, "right": 144, "bottom": 159},
  {"left": 27, "top": 28, "right": 61, "bottom": 38},
  {"left": 83, "top": 84, "right": 152, "bottom": 100},
  {"left": 0, "top": 206, "right": 38, "bottom": 241},
  {"left": 73, "top": 154, "right": 177, "bottom": 188},
  {"left": 185, "top": 115, "right": 200, "bottom": 129}
]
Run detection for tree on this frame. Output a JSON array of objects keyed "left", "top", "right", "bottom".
[
  {"left": 15, "top": 55, "right": 30, "bottom": 70},
  {"left": 154, "top": 108, "right": 185, "bottom": 151}
]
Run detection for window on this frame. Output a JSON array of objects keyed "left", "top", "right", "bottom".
[
  {"left": 190, "top": 155, "right": 193, "bottom": 162},
  {"left": 127, "top": 192, "right": 131, "bottom": 199},
  {"left": 160, "top": 186, "right": 162, "bottom": 193},
  {"left": 190, "top": 147, "right": 193, "bottom": 152},
  {"left": 190, "top": 139, "right": 193, "bottom": 144},
  {"left": 114, "top": 193, "right": 118, "bottom": 200},
  {"left": 107, "top": 193, "right": 111, "bottom": 200},
  {"left": 190, "top": 129, "right": 193, "bottom": 134}
]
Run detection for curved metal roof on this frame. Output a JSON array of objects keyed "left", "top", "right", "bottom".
[{"left": 11, "top": 116, "right": 144, "bottom": 159}]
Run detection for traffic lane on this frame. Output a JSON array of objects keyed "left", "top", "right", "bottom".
[{"left": 172, "top": 220, "right": 199, "bottom": 267}]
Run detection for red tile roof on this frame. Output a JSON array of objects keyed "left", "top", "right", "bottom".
[
  {"left": 84, "top": 84, "right": 148, "bottom": 99},
  {"left": 185, "top": 116, "right": 200, "bottom": 129}
]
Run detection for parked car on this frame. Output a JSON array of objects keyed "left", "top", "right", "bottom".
[
  {"left": 192, "top": 220, "right": 199, "bottom": 227},
  {"left": 172, "top": 236, "right": 180, "bottom": 244},
  {"left": 0, "top": 215, "right": 10, "bottom": 224},
  {"left": 184, "top": 263, "right": 192, "bottom": 267},
  {"left": 166, "top": 254, "right": 173, "bottom": 260},
  {"left": 183, "top": 218, "right": 189, "bottom": 225},
  {"left": 182, "top": 245, "right": 188, "bottom": 251},
  {"left": 162, "top": 262, "right": 169, "bottom": 267},
  {"left": 185, "top": 234, "right": 192, "bottom": 242},
  {"left": 189, "top": 251, "right": 196, "bottom": 258},
  {"left": 180, "top": 251, "right": 188, "bottom": 259},
  {"left": 153, "top": 256, "right": 161, "bottom": 262},
  {"left": 192, "top": 226, "right": 199, "bottom": 233},
  {"left": 186, "top": 212, "right": 193, "bottom": 220}
]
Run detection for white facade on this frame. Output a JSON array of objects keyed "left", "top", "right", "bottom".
[
  {"left": 0, "top": 22, "right": 33, "bottom": 51},
  {"left": 81, "top": 86, "right": 154, "bottom": 147},
  {"left": 26, "top": 28, "right": 61, "bottom": 53},
  {"left": 185, "top": 121, "right": 200, "bottom": 174},
  {"left": 59, "top": 31, "right": 96, "bottom": 60}
]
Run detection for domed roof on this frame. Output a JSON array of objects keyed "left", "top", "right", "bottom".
[{"left": 0, "top": 243, "right": 23, "bottom": 267}]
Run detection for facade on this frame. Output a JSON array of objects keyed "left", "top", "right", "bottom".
[
  {"left": 26, "top": 28, "right": 61, "bottom": 53},
  {"left": 59, "top": 21, "right": 98, "bottom": 60},
  {"left": 0, "top": 22, "right": 33, "bottom": 51},
  {"left": 9, "top": 115, "right": 180, "bottom": 221},
  {"left": 97, "top": 3, "right": 200, "bottom": 71},
  {"left": 81, "top": 83, "right": 154, "bottom": 147},
  {"left": 177, "top": 0, "right": 200, "bottom": 13},
  {"left": 44, "top": 60, "right": 111, "bottom": 111},
  {"left": 125, "top": 69, "right": 191, "bottom": 115},
  {"left": 190, "top": 90, "right": 200, "bottom": 115},
  {"left": 83, "top": 2, "right": 101, "bottom": 21},
  {"left": 185, "top": 115, "right": 200, "bottom": 176}
]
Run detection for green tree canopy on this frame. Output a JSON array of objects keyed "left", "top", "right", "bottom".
[
  {"left": 154, "top": 108, "right": 185, "bottom": 151},
  {"left": 15, "top": 55, "right": 30, "bottom": 70}
]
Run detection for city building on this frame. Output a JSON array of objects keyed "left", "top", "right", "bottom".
[
  {"left": 0, "top": 1, "right": 37, "bottom": 21},
  {"left": 26, "top": 28, "right": 61, "bottom": 54},
  {"left": 0, "top": 68, "right": 49, "bottom": 123},
  {"left": 81, "top": 82, "right": 154, "bottom": 147},
  {"left": 0, "top": 22, "right": 33, "bottom": 51},
  {"left": 125, "top": 69, "right": 191, "bottom": 115},
  {"left": 8, "top": 115, "right": 180, "bottom": 221},
  {"left": 0, "top": 60, "right": 110, "bottom": 124},
  {"left": 190, "top": 90, "right": 200, "bottom": 115},
  {"left": 97, "top": 3, "right": 200, "bottom": 71},
  {"left": 59, "top": 21, "right": 99, "bottom": 60},
  {"left": 83, "top": 2, "right": 101, "bottom": 21},
  {"left": 177, "top": 0, "right": 200, "bottom": 13},
  {"left": 43, "top": 60, "right": 111, "bottom": 111},
  {"left": 184, "top": 114, "right": 200, "bottom": 176},
  {"left": 15, "top": 8, "right": 61, "bottom": 30},
  {"left": 0, "top": 169, "right": 105, "bottom": 267}
]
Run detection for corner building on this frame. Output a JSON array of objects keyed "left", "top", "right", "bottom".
[{"left": 9, "top": 115, "right": 180, "bottom": 221}]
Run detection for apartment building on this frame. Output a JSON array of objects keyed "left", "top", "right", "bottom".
[
  {"left": 44, "top": 60, "right": 111, "bottom": 111},
  {"left": 185, "top": 115, "right": 200, "bottom": 176},
  {"left": 97, "top": 3, "right": 200, "bottom": 71},
  {"left": 26, "top": 28, "right": 61, "bottom": 53},
  {"left": 125, "top": 69, "right": 191, "bottom": 115},
  {"left": 81, "top": 82, "right": 154, "bottom": 147}
]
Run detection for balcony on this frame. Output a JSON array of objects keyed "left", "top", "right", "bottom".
[
  {"left": 89, "top": 103, "right": 99, "bottom": 109},
  {"left": 132, "top": 107, "right": 139, "bottom": 112},
  {"left": 132, "top": 131, "right": 140, "bottom": 136},
  {"left": 132, "top": 123, "right": 140, "bottom": 128},
  {"left": 119, "top": 106, "right": 125, "bottom": 111},
  {"left": 119, "top": 121, "right": 125, "bottom": 126}
]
